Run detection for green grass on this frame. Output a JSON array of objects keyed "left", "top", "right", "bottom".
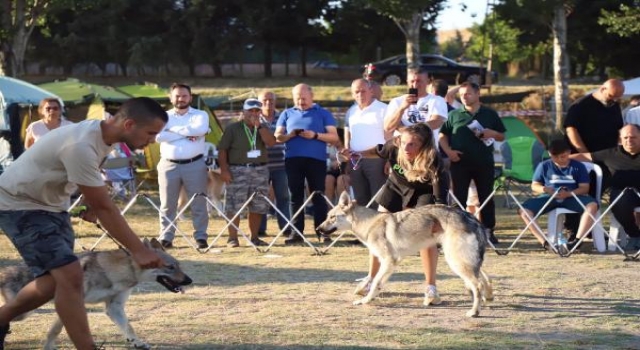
[{"left": 2, "top": 192, "right": 639, "bottom": 349}]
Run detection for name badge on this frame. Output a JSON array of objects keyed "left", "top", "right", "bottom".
[{"left": 247, "top": 150, "right": 261, "bottom": 158}]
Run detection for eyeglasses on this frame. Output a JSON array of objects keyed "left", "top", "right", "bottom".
[{"left": 45, "top": 106, "right": 60, "bottom": 111}]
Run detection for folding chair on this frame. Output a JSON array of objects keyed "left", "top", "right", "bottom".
[
  {"left": 608, "top": 207, "right": 640, "bottom": 251},
  {"left": 102, "top": 156, "right": 137, "bottom": 201},
  {"left": 596, "top": 187, "right": 640, "bottom": 260},
  {"left": 501, "top": 136, "right": 543, "bottom": 208},
  {"left": 545, "top": 162, "right": 606, "bottom": 253}
]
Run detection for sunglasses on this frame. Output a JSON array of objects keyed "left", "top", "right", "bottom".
[{"left": 45, "top": 106, "right": 60, "bottom": 111}]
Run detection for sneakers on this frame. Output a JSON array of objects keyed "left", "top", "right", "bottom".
[
  {"left": 354, "top": 276, "right": 372, "bottom": 296},
  {"left": 196, "top": 239, "right": 208, "bottom": 249},
  {"left": 159, "top": 240, "right": 173, "bottom": 249},
  {"left": 0, "top": 323, "right": 10, "bottom": 350},
  {"left": 424, "top": 285, "right": 442, "bottom": 306},
  {"left": 250, "top": 237, "right": 268, "bottom": 246},
  {"left": 227, "top": 238, "right": 240, "bottom": 248}
]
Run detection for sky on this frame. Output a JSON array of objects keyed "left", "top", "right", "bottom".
[{"left": 436, "top": 0, "right": 488, "bottom": 31}]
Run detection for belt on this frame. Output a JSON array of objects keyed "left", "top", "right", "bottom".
[
  {"left": 229, "top": 163, "right": 267, "bottom": 168},
  {"left": 166, "top": 154, "right": 203, "bottom": 164}
]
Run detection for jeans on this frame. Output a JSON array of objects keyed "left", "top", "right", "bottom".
[
  {"left": 285, "top": 157, "right": 327, "bottom": 234},
  {"left": 259, "top": 167, "right": 291, "bottom": 233}
]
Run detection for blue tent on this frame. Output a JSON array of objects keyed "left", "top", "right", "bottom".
[{"left": 0, "top": 76, "right": 61, "bottom": 131}]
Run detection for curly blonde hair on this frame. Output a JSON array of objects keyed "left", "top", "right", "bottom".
[{"left": 395, "top": 123, "right": 439, "bottom": 183}]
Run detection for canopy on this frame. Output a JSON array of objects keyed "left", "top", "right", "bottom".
[
  {"left": 0, "top": 76, "right": 61, "bottom": 131},
  {"left": 622, "top": 77, "right": 640, "bottom": 97}
]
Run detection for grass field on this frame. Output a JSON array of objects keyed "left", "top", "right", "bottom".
[{"left": 1, "top": 190, "right": 639, "bottom": 350}]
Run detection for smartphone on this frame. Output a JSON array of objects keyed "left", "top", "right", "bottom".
[
  {"left": 294, "top": 129, "right": 304, "bottom": 135},
  {"left": 408, "top": 88, "right": 418, "bottom": 104}
]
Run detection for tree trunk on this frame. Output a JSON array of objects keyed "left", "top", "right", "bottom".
[
  {"left": 394, "top": 12, "right": 422, "bottom": 72},
  {"left": 552, "top": 5, "right": 569, "bottom": 132},
  {"left": 300, "top": 45, "right": 307, "bottom": 77},
  {"left": 263, "top": 40, "right": 272, "bottom": 78}
]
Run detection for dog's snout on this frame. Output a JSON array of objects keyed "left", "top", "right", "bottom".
[{"left": 181, "top": 275, "right": 193, "bottom": 286}]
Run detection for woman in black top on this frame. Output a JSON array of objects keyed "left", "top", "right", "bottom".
[{"left": 351, "top": 123, "right": 448, "bottom": 306}]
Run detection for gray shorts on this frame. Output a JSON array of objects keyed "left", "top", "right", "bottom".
[{"left": 0, "top": 210, "right": 77, "bottom": 277}]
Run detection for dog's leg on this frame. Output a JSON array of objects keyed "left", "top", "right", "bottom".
[
  {"left": 480, "top": 269, "right": 494, "bottom": 303},
  {"left": 353, "top": 258, "right": 395, "bottom": 305},
  {"left": 441, "top": 241, "right": 482, "bottom": 317},
  {"left": 105, "top": 290, "right": 150, "bottom": 350},
  {"left": 43, "top": 318, "right": 64, "bottom": 350}
]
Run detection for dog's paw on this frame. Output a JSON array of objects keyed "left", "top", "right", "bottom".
[
  {"left": 353, "top": 297, "right": 372, "bottom": 305},
  {"left": 130, "top": 339, "right": 151, "bottom": 349},
  {"left": 465, "top": 309, "right": 479, "bottom": 318}
]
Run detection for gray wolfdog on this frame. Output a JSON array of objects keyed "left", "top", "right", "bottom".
[
  {"left": 0, "top": 238, "right": 192, "bottom": 349},
  {"left": 318, "top": 192, "right": 493, "bottom": 317}
]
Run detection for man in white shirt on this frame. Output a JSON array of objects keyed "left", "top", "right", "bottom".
[
  {"left": 156, "top": 83, "right": 210, "bottom": 249},
  {"left": 383, "top": 68, "right": 449, "bottom": 145},
  {"left": 344, "top": 78, "right": 390, "bottom": 208}
]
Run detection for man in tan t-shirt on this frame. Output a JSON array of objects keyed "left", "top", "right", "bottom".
[{"left": 0, "top": 97, "right": 167, "bottom": 350}]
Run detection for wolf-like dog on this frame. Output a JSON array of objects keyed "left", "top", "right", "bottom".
[
  {"left": 318, "top": 192, "right": 493, "bottom": 317},
  {"left": 0, "top": 238, "right": 192, "bottom": 349}
]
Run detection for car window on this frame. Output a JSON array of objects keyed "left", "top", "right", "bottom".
[{"left": 421, "top": 56, "right": 447, "bottom": 66}]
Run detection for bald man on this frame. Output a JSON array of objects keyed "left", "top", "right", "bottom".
[
  {"left": 565, "top": 79, "right": 625, "bottom": 154},
  {"left": 563, "top": 79, "right": 625, "bottom": 237},
  {"left": 275, "top": 84, "right": 339, "bottom": 244}
]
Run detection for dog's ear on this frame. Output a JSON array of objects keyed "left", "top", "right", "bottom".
[
  {"left": 338, "top": 191, "right": 352, "bottom": 208},
  {"left": 147, "top": 238, "right": 164, "bottom": 250}
]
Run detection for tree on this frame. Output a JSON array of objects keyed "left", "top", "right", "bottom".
[
  {"left": 361, "top": 0, "right": 445, "bottom": 70},
  {"left": 0, "top": 0, "right": 54, "bottom": 76},
  {"left": 599, "top": 3, "right": 640, "bottom": 37}
]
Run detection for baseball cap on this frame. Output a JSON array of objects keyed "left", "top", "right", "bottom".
[{"left": 243, "top": 98, "right": 262, "bottom": 110}]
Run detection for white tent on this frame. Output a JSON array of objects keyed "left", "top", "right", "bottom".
[
  {"left": 621, "top": 77, "right": 640, "bottom": 97},
  {"left": 0, "top": 76, "right": 61, "bottom": 131}
]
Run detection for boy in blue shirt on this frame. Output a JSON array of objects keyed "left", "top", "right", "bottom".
[{"left": 518, "top": 139, "right": 598, "bottom": 252}]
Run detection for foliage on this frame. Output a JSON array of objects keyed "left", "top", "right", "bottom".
[
  {"left": 599, "top": 3, "right": 640, "bottom": 37},
  {"left": 465, "top": 16, "right": 530, "bottom": 64}
]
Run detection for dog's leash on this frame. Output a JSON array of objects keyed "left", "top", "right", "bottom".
[{"left": 70, "top": 205, "right": 130, "bottom": 255}]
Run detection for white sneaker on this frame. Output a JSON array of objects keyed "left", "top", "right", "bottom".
[
  {"left": 354, "top": 276, "right": 372, "bottom": 296},
  {"left": 424, "top": 285, "right": 442, "bottom": 306}
]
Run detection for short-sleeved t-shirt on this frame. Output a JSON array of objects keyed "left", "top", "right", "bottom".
[
  {"left": 532, "top": 159, "right": 589, "bottom": 191},
  {"left": 591, "top": 146, "right": 640, "bottom": 189},
  {"left": 440, "top": 106, "right": 506, "bottom": 166},
  {"left": 276, "top": 104, "right": 336, "bottom": 161},
  {"left": 217, "top": 121, "right": 269, "bottom": 164},
  {"left": 0, "top": 120, "right": 112, "bottom": 212},
  {"left": 564, "top": 94, "right": 623, "bottom": 153}
]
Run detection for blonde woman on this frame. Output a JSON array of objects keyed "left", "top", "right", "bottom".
[
  {"left": 24, "top": 98, "right": 71, "bottom": 149},
  {"left": 352, "top": 123, "right": 448, "bottom": 305}
]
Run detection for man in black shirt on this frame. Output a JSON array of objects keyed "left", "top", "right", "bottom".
[{"left": 571, "top": 124, "right": 640, "bottom": 251}]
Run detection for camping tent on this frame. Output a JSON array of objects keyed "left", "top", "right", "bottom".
[{"left": 0, "top": 76, "right": 63, "bottom": 162}]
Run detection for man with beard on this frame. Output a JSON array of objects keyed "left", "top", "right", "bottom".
[
  {"left": 156, "top": 83, "right": 210, "bottom": 249},
  {"left": 0, "top": 97, "right": 166, "bottom": 350}
]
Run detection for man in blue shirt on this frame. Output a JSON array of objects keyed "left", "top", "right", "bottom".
[
  {"left": 275, "top": 84, "right": 339, "bottom": 244},
  {"left": 518, "top": 139, "right": 598, "bottom": 252}
]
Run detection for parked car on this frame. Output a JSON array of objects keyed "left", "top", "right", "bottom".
[{"left": 362, "top": 54, "right": 498, "bottom": 86}]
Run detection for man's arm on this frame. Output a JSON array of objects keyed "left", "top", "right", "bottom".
[
  {"left": 569, "top": 152, "right": 593, "bottom": 162},
  {"left": 78, "top": 185, "right": 162, "bottom": 268},
  {"left": 274, "top": 126, "right": 297, "bottom": 143},
  {"left": 566, "top": 126, "right": 588, "bottom": 153},
  {"left": 217, "top": 149, "right": 232, "bottom": 183},
  {"left": 383, "top": 97, "right": 411, "bottom": 132},
  {"left": 426, "top": 115, "right": 445, "bottom": 131},
  {"left": 316, "top": 125, "right": 339, "bottom": 144}
]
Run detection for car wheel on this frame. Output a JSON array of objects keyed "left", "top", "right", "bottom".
[{"left": 383, "top": 74, "right": 402, "bottom": 86}]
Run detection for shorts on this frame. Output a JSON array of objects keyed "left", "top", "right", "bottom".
[
  {"left": 376, "top": 181, "right": 435, "bottom": 213},
  {"left": 225, "top": 165, "right": 270, "bottom": 215},
  {"left": 521, "top": 195, "right": 597, "bottom": 216},
  {"left": 0, "top": 210, "right": 77, "bottom": 278}
]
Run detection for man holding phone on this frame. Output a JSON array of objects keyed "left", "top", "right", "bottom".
[{"left": 383, "top": 68, "right": 448, "bottom": 146}]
